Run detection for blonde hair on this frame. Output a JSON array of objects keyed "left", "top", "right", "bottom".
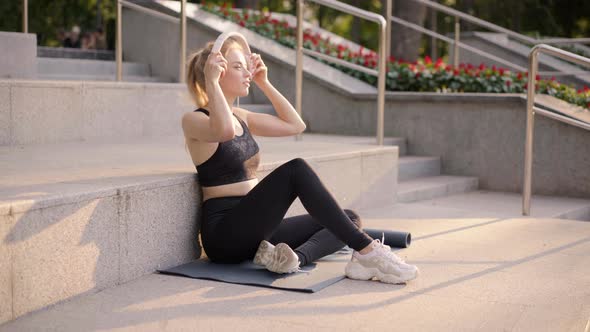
[{"left": 186, "top": 37, "right": 244, "bottom": 107}]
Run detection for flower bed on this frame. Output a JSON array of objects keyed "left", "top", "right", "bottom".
[{"left": 201, "top": 3, "right": 590, "bottom": 110}]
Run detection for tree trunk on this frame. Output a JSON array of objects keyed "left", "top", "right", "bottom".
[
  {"left": 234, "top": 0, "right": 260, "bottom": 9},
  {"left": 350, "top": 0, "right": 361, "bottom": 44},
  {"left": 459, "top": 0, "right": 476, "bottom": 31},
  {"left": 388, "top": 0, "right": 427, "bottom": 62}
]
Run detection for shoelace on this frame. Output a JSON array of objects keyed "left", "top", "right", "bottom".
[{"left": 376, "top": 233, "right": 406, "bottom": 264}]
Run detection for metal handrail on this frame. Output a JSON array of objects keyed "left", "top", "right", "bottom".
[
  {"left": 116, "top": 0, "right": 186, "bottom": 82},
  {"left": 389, "top": 15, "right": 527, "bottom": 71},
  {"left": 522, "top": 44, "right": 590, "bottom": 216},
  {"left": 22, "top": 0, "right": 28, "bottom": 33},
  {"left": 410, "top": 0, "right": 590, "bottom": 46},
  {"left": 296, "top": 0, "right": 387, "bottom": 145},
  {"left": 391, "top": 0, "right": 590, "bottom": 78}
]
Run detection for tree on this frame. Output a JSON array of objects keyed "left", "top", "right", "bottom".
[{"left": 387, "top": 0, "right": 427, "bottom": 62}]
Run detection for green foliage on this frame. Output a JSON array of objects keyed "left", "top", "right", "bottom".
[{"left": 0, "top": 0, "right": 116, "bottom": 48}]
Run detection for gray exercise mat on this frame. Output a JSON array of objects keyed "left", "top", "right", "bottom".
[{"left": 157, "top": 254, "right": 349, "bottom": 293}]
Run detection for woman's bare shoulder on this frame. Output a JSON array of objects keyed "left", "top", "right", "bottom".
[{"left": 233, "top": 107, "right": 251, "bottom": 126}]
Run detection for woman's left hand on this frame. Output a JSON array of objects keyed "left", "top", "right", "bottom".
[{"left": 249, "top": 53, "right": 268, "bottom": 86}]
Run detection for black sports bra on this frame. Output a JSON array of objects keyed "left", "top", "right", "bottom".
[{"left": 193, "top": 108, "right": 260, "bottom": 187}]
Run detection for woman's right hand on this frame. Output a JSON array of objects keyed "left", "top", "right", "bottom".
[{"left": 204, "top": 51, "right": 228, "bottom": 83}]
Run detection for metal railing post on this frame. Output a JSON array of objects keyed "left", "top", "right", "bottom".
[
  {"left": 522, "top": 48, "right": 539, "bottom": 216},
  {"left": 377, "top": 16, "right": 386, "bottom": 146},
  {"left": 295, "top": 0, "right": 304, "bottom": 141},
  {"left": 116, "top": 0, "right": 122, "bottom": 81},
  {"left": 179, "top": 0, "right": 187, "bottom": 83},
  {"left": 453, "top": 16, "right": 460, "bottom": 66},
  {"left": 522, "top": 44, "right": 590, "bottom": 216},
  {"left": 22, "top": 0, "right": 28, "bottom": 33}
]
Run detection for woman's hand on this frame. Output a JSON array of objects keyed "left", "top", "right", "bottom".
[
  {"left": 249, "top": 53, "right": 268, "bottom": 86},
  {"left": 204, "top": 51, "right": 228, "bottom": 83}
]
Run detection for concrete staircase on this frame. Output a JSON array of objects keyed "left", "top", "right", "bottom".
[
  {"left": 2, "top": 3, "right": 590, "bottom": 326},
  {"left": 36, "top": 57, "right": 174, "bottom": 82}
]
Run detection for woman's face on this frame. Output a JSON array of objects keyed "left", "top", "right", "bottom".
[{"left": 219, "top": 47, "right": 252, "bottom": 98}]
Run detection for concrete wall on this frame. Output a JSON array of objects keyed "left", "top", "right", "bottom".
[
  {"left": 0, "top": 146, "right": 397, "bottom": 324},
  {"left": 0, "top": 31, "right": 37, "bottom": 79},
  {"left": 1, "top": 175, "right": 200, "bottom": 323},
  {"left": 300, "top": 91, "right": 590, "bottom": 198}
]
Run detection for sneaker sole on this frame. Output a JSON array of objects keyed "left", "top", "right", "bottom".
[{"left": 345, "top": 261, "right": 418, "bottom": 284}]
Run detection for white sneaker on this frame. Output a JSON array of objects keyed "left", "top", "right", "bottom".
[
  {"left": 253, "top": 240, "right": 301, "bottom": 274},
  {"left": 345, "top": 238, "right": 419, "bottom": 284}
]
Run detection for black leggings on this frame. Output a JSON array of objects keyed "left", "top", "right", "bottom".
[{"left": 200, "top": 158, "right": 374, "bottom": 265}]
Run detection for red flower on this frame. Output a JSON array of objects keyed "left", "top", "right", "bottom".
[
  {"left": 535, "top": 74, "right": 541, "bottom": 81},
  {"left": 506, "top": 80, "right": 512, "bottom": 87},
  {"left": 435, "top": 58, "right": 443, "bottom": 68},
  {"left": 478, "top": 63, "right": 485, "bottom": 70},
  {"left": 453, "top": 69, "right": 460, "bottom": 76},
  {"left": 424, "top": 55, "right": 432, "bottom": 64},
  {"left": 517, "top": 72, "right": 523, "bottom": 80},
  {"left": 239, "top": 21, "right": 245, "bottom": 27}
]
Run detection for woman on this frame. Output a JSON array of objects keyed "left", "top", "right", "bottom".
[{"left": 181, "top": 34, "right": 418, "bottom": 284}]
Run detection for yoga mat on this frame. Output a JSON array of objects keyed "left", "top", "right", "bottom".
[
  {"left": 157, "top": 254, "right": 349, "bottom": 293},
  {"left": 364, "top": 229, "right": 411, "bottom": 248}
]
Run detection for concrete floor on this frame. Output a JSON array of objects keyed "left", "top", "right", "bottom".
[{"left": 2, "top": 207, "right": 588, "bottom": 332}]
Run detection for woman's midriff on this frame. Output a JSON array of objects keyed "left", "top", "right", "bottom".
[{"left": 202, "top": 178, "right": 259, "bottom": 202}]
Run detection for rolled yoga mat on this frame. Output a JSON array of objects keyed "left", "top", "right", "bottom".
[{"left": 364, "top": 229, "right": 411, "bottom": 248}]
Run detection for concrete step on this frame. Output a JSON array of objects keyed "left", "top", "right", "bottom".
[
  {"left": 36, "top": 73, "right": 172, "bottom": 82},
  {"left": 397, "top": 175, "right": 479, "bottom": 203},
  {"left": 398, "top": 155, "right": 441, "bottom": 181},
  {"left": 1, "top": 80, "right": 189, "bottom": 146},
  {"left": 37, "top": 57, "right": 151, "bottom": 76},
  {"left": 361, "top": 192, "right": 590, "bottom": 221},
  {"left": 400, "top": 190, "right": 590, "bottom": 221},
  {"left": 37, "top": 46, "right": 115, "bottom": 60},
  {"left": 0, "top": 134, "right": 399, "bottom": 324}
]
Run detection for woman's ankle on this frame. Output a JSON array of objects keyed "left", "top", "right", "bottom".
[{"left": 358, "top": 244, "right": 373, "bottom": 255}]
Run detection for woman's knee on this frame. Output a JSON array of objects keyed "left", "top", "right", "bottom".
[
  {"left": 344, "top": 209, "right": 362, "bottom": 229},
  {"left": 286, "top": 157, "right": 314, "bottom": 177},
  {"left": 287, "top": 157, "right": 309, "bottom": 169}
]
